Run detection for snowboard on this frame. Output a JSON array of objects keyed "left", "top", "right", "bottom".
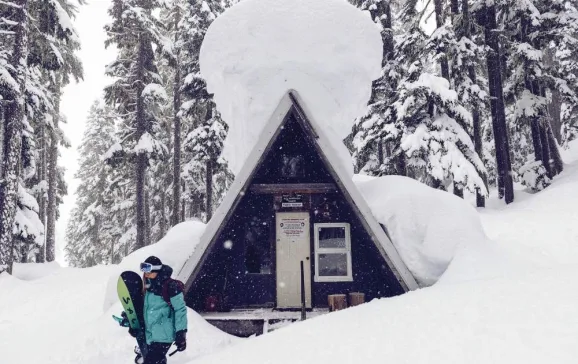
[{"left": 117, "top": 271, "right": 148, "bottom": 359}]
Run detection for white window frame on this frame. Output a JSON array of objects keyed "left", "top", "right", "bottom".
[{"left": 314, "top": 223, "right": 353, "bottom": 282}]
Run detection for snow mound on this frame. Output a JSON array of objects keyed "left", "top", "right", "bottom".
[
  {"left": 0, "top": 221, "right": 237, "bottom": 364},
  {"left": 103, "top": 221, "right": 206, "bottom": 310},
  {"left": 11, "top": 261, "right": 61, "bottom": 280},
  {"left": 189, "top": 266, "right": 578, "bottom": 364},
  {"left": 200, "top": 0, "right": 382, "bottom": 175},
  {"left": 354, "top": 175, "right": 487, "bottom": 286}
]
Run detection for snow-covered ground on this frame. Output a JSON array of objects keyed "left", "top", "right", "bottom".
[
  {"left": 0, "top": 222, "right": 237, "bottom": 364},
  {"left": 184, "top": 144, "right": 578, "bottom": 364},
  {"left": 2, "top": 143, "right": 578, "bottom": 363}
]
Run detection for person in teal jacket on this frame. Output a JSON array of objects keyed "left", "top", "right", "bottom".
[{"left": 131, "top": 256, "right": 188, "bottom": 364}]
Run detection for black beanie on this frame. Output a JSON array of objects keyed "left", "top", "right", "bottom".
[{"left": 144, "top": 256, "right": 162, "bottom": 270}]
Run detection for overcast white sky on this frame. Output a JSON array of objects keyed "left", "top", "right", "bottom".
[{"left": 57, "top": 0, "right": 115, "bottom": 264}]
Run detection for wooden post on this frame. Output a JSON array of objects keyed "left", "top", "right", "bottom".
[
  {"left": 328, "top": 294, "right": 347, "bottom": 312},
  {"left": 348, "top": 292, "right": 365, "bottom": 307}
]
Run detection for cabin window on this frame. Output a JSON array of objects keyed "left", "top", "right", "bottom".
[
  {"left": 314, "top": 223, "right": 353, "bottom": 282},
  {"left": 244, "top": 216, "right": 272, "bottom": 274}
]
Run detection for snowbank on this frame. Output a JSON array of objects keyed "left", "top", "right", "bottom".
[
  {"left": 11, "top": 261, "right": 61, "bottom": 280},
  {"left": 200, "top": 0, "right": 382, "bottom": 175},
  {"left": 0, "top": 221, "right": 237, "bottom": 364},
  {"left": 103, "top": 220, "right": 206, "bottom": 310},
  {"left": 354, "top": 175, "right": 487, "bottom": 286},
  {"left": 187, "top": 150, "right": 578, "bottom": 364},
  {"left": 188, "top": 266, "right": 578, "bottom": 364}
]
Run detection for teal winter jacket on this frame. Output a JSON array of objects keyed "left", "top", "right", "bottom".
[{"left": 143, "top": 265, "right": 188, "bottom": 344}]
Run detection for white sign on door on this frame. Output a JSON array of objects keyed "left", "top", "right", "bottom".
[{"left": 279, "top": 218, "right": 307, "bottom": 239}]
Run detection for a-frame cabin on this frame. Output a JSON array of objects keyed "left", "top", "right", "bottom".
[{"left": 177, "top": 90, "right": 417, "bottom": 335}]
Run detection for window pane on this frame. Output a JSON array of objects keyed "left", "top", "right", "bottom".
[
  {"left": 318, "top": 253, "right": 348, "bottom": 277},
  {"left": 318, "top": 227, "right": 346, "bottom": 249}
]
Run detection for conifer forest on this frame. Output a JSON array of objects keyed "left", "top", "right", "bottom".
[{"left": 0, "top": 0, "right": 577, "bottom": 271}]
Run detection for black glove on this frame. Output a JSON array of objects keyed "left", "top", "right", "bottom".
[
  {"left": 175, "top": 330, "right": 187, "bottom": 352},
  {"left": 128, "top": 326, "right": 137, "bottom": 338}
]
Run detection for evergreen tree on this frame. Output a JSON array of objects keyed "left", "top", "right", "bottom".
[
  {"left": 474, "top": 0, "right": 515, "bottom": 202},
  {"left": 0, "top": 0, "right": 30, "bottom": 273},
  {"left": 179, "top": 0, "right": 233, "bottom": 222},
  {"left": 499, "top": 0, "right": 569, "bottom": 190},
  {"left": 104, "top": 0, "right": 170, "bottom": 250},
  {"left": 354, "top": 0, "right": 487, "bottom": 196},
  {"left": 65, "top": 101, "right": 117, "bottom": 267}
]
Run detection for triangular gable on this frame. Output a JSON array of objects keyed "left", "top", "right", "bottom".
[{"left": 177, "top": 90, "right": 418, "bottom": 292}]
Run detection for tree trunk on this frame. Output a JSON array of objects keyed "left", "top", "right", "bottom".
[
  {"left": 171, "top": 7, "right": 182, "bottom": 227},
  {"left": 538, "top": 84, "right": 563, "bottom": 176},
  {"left": 144, "top": 187, "right": 151, "bottom": 246},
  {"left": 46, "top": 79, "right": 61, "bottom": 262},
  {"left": 0, "top": 0, "right": 29, "bottom": 273},
  {"left": 0, "top": 107, "right": 4, "bottom": 177},
  {"left": 434, "top": 0, "right": 450, "bottom": 81},
  {"left": 135, "top": 33, "right": 148, "bottom": 251},
  {"left": 547, "top": 124, "right": 564, "bottom": 174},
  {"left": 462, "top": 0, "right": 485, "bottom": 207},
  {"left": 180, "top": 180, "right": 186, "bottom": 222},
  {"left": 531, "top": 117, "right": 543, "bottom": 163},
  {"left": 435, "top": 0, "right": 464, "bottom": 197},
  {"left": 480, "top": 4, "right": 514, "bottom": 203},
  {"left": 160, "top": 185, "right": 167, "bottom": 238},
  {"left": 108, "top": 215, "right": 115, "bottom": 264},
  {"left": 205, "top": 160, "right": 213, "bottom": 222},
  {"left": 539, "top": 120, "right": 553, "bottom": 177},
  {"left": 37, "top": 122, "right": 47, "bottom": 262},
  {"left": 396, "top": 152, "right": 407, "bottom": 177},
  {"left": 471, "top": 76, "right": 485, "bottom": 207},
  {"left": 544, "top": 49, "right": 563, "bottom": 143}
]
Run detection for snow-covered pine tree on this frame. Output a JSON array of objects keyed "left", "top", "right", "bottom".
[
  {"left": 448, "top": 0, "right": 490, "bottom": 205},
  {"left": 351, "top": 0, "right": 408, "bottom": 177},
  {"left": 499, "top": 0, "right": 569, "bottom": 191},
  {"left": 183, "top": 105, "right": 228, "bottom": 221},
  {"left": 473, "top": 0, "right": 515, "bottom": 202},
  {"left": 354, "top": 0, "right": 487, "bottom": 196},
  {"left": 64, "top": 101, "right": 117, "bottom": 267},
  {"left": 104, "top": 0, "right": 170, "bottom": 250},
  {"left": 0, "top": 0, "right": 30, "bottom": 273},
  {"left": 179, "top": 0, "right": 233, "bottom": 222},
  {"left": 0, "top": 0, "right": 83, "bottom": 270},
  {"left": 31, "top": 0, "right": 83, "bottom": 262},
  {"left": 161, "top": 0, "right": 183, "bottom": 227}
]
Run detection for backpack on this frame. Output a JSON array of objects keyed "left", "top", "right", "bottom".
[{"left": 161, "top": 278, "right": 185, "bottom": 308}]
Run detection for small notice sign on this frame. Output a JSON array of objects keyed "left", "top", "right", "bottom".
[
  {"left": 279, "top": 218, "right": 307, "bottom": 238},
  {"left": 281, "top": 194, "right": 303, "bottom": 208}
]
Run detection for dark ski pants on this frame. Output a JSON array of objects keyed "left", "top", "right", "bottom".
[{"left": 144, "top": 342, "right": 172, "bottom": 364}]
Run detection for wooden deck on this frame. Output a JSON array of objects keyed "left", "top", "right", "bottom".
[{"left": 200, "top": 308, "right": 330, "bottom": 336}]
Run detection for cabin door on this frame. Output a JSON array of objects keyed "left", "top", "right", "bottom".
[{"left": 275, "top": 212, "right": 312, "bottom": 308}]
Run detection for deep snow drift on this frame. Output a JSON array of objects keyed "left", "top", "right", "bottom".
[
  {"left": 200, "top": 0, "right": 382, "bottom": 175},
  {"left": 0, "top": 221, "right": 237, "bottom": 364},
  {"left": 354, "top": 175, "right": 488, "bottom": 286},
  {"left": 184, "top": 148, "right": 578, "bottom": 364},
  {"left": 2, "top": 152, "right": 578, "bottom": 363}
]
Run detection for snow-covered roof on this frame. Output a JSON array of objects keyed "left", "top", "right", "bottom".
[
  {"left": 177, "top": 90, "right": 418, "bottom": 291},
  {"left": 199, "top": 0, "right": 383, "bottom": 176}
]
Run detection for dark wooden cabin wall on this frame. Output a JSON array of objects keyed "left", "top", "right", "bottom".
[
  {"left": 309, "top": 194, "right": 405, "bottom": 306},
  {"left": 186, "top": 193, "right": 276, "bottom": 310},
  {"left": 186, "top": 111, "right": 405, "bottom": 310}
]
